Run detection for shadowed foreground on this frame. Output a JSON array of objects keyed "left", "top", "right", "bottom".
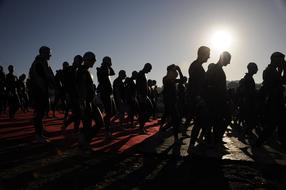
[{"left": 0, "top": 111, "right": 286, "bottom": 189}]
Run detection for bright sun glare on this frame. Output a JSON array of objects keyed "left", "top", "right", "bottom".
[{"left": 210, "top": 30, "right": 233, "bottom": 52}]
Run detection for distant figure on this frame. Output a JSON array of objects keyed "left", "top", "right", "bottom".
[
  {"left": 205, "top": 51, "right": 232, "bottom": 145},
  {"left": 52, "top": 62, "right": 69, "bottom": 118},
  {"left": 256, "top": 52, "right": 286, "bottom": 147},
  {"left": 136, "top": 63, "right": 152, "bottom": 133},
  {"left": 17, "top": 74, "right": 29, "bottom": 112},
  {"left": 29, "top": 46, "right": 56, "bottom": 143},
  {"left": 6, "top": 65, "right": 19, "bottom": 119},
  {"left": 186, "top": 46, "right": 211, "bottom": 152},
  {"left": 113, "top": 70, "right": 127, "bottom": 127},
  {"left": 148, "top": 80, "right": 158, "bottom": 118},
  {"left": 0, "top": 66, "right": 6, "bottom": 114},
  {"left": 124, "top": 71, "right": 139, "bottom": 127},
  {"left": 96, "top": 56, "right": 115, "bottom": 138},
  {"left": 62, "top": 55, "right": 83, "bottom": 133},
  {"left": 162, "top": 64, "right": 184, "bottom": 142},
  {"left": 237, "top": 62, "right": 258, "bottom": 136}
]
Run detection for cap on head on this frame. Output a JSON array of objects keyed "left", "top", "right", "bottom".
[
  {"left": 102, "top": 56, "right": 112, "bottom": 66},
  {"left": 247, "top": 62, "right": 257, "bottom": 70},
  {"left": 118, "top": 70, "right": 126, "bottom": 78},
  {"left": 131, "top": 71, "right": 138, "bottom": 78},
  {"left": 62, "top": 62, "right": 69, "bottom": 69},
  {"left": 167, "top": 64, "right": 176, "bottom": 71},
  {"left": 74, "top": 55, "right": 83, "bottom": 63},
  {"left": 39, "top": 46, "right": 50, "bottom": 55},
  {"left": 8, "top": 65, "right": 14, "bottom": 72},
  {"left": 83, "top": 52, "right": 96, "bottom": 62},
  {"left": 144, "top": 63, "right": 152, "bottom": 72},
  {"left": 270, "top": 52, "right": 285, "bottom": 61}
]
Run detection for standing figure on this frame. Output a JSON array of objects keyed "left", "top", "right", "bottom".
[
  {"left": 77, "top": 52, "right": 104, "bottom": 150},
  {"left": 205, "top": 51, "right": 232, "bottom": 145},
  {"left": 113, "top": 70, "right": 127, "bottom": 127},
  {"left": 124, "top": 71, "right": 139, "bottom": 128},
  {"left": 256, "top": 52, "right": 286, "bottom": 147},
  {"left": 186, "top": 46, "right": 210, "bottom": 152},
  {"left": 237, "top": 62, "right": 258, "bottom": 136},
  {"left": 97, "top": 56, "right": 115, "bottom": 138},
  {"left": 29, "top": 46, "right": 56, "bottom": 143},
  {"left": 136, "top": 63, "right": 152, "bottom": 133},
  {"left": 0, "top": 66, "right": 6, "bottom": 114},
  {"left": 162, "top": 64, "right": 184, "bottom": 142},
  {"left": 6, "top": 65, "right": 19, "bottom": 119}
]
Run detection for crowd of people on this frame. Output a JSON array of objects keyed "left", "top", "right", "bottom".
[{"left": 0, "top": 46, "right": 285, "bottom": 153}]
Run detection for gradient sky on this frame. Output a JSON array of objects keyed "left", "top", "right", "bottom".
[{"left": 1, "top": 0, "right": 286, "bottom": 86}]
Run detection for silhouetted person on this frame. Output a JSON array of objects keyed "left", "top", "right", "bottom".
[
  {"left": 177, "top": 76, "right": 187, "bottom": 118},
  {"left": 77, "top": 52, "right": 103, "bottom": 150},
  {"left": 6, "top": 65, "right": 19, "bottom": 119},
  {"left": 256, "top": 52, "right": 286, "bottom": 147},
  {"left": 205, "top": 51, "right": 232, "bottom": 145},
  {"left": 148, "top": 80, "right": 158, "bottom": 118},
  {"left": 52, "top": 62, "right": 69, "bottom": 117},
  {"left": 0, "top": 65, "right": 6, "bottom": 114},
  {"left": 136, "top": 63, "right": 152, "bottom": 133},
  {"left": 237, "top": 62, "right": 258, "bottom": 136},
  {"left": 124, "top": 71, "right": 139, "bottom": 127},
  {"left": 62, "top": 55, "right": 83, "bottom": 133},
  {"left": 113, "top": 70, "right": 127, "bottom": 127},
  {"left": 186, "top": 46, "right": 211, "bottom": 152},
  {"left": 17, "top": 74, "right": 29, "bottom": 112},
  {"left": 96, "top": 56, "right": 115, "bottom": 138},
  {"left": 162, "top": 64, "right": 184, "bottom": 142},
  {"left": 29, "top": 46, "right": 56, "bottom": 143}
]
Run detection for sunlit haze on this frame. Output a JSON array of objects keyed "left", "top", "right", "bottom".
[
  {"left": 210, "top": 29, "right": 233, "bottom": 52},
  {"left": 1, "top": 0, "right": 286, "bottom": 86}
]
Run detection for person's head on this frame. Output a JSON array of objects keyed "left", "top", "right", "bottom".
[
  {"left": 143, "top": 63, "right": 152, "bottom": 73},
  {"left": 270, "top": 52, "right": 285, "bottom": 69},
  {"left": 182, "top": 76, "right": 188, "bottom": 84},
  {"left": 102, "top": 56, "right": 112, "bottom": 67},
  {"left": 39, "top": 46, "right": 51, "bottom": 61},
  {"left": 218, "top": 51, "right": 231, "bottom": 66},
  {"left": 62, "top": 62, "right": 69, "bottom": 70},
  {"left": 131, "top": 71, "right": 138, "bottom": 79},
  {"left": 147, "top": 79, "right": 153, "bottom": 86},
  {"left": 8, "top": 65, "right": 14, "bottom": 73},
  {"left": 83, "top": 51, "right": 96, "bottom": 68},
  {"left": 0, "top": 65, "right": 3, "bottom": 72},
  {"left": 19, "top": 74, "right": 26, "bottom": 81},
  {"left": 197, "top": 46, "right": 210, "bottom": 63},
  {"left": 207, "top": 63, "right": 215, "bottom": 71},
  {"left": 152, "top": 80, "right": 157, "bottom": 86},
  {"left": 167, "top": 64, "right": 178, "bottom": 79},
  {"left": 73, "top": 55, "right": 83, "bottom": 68},
  {"left": 247, "top": 62, "right": 258, "bottom": 75},
  {"left": 118, "top": 70, "right": 126, "bottom": 80}
]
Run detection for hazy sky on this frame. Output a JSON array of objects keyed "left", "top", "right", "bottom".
[{"left": 1, "top": 0, "right": 286, "bottom": 86}]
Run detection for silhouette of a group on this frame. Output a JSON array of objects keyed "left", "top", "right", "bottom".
[{"left": 0, "top": 45, "right": 285, "bottom": 153}]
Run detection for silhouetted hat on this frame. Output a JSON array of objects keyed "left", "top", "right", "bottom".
[
  {"left": 39, "top": 46, "right": 50, "bottom": 54},
  {"left": 83, "top": 52, "right": 96, "bottom": 61},
  {"left": 271, "top": 52, "right": 285, "bottom": 61}
]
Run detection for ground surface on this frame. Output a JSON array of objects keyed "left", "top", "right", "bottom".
[{"left": 0, "top": 111, "right": 286, "bottom": 189}]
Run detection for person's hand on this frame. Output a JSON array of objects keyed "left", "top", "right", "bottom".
[{"left": 175, "top": 65, "right": 181, "bottom": 71}]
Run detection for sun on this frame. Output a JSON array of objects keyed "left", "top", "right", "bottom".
[{"left": 210, "top": 30, "right": 233, "bottom": 52}]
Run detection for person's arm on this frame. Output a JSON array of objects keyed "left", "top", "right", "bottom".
[
  {"left": 282, "top": 60, "right": 286, "bottom": 84},
  {"left": 109, "top": 67, "right": 115, "bottom": 76},
  {"left": 176, "top": 65, "right": 183, "bottom": 79}
]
